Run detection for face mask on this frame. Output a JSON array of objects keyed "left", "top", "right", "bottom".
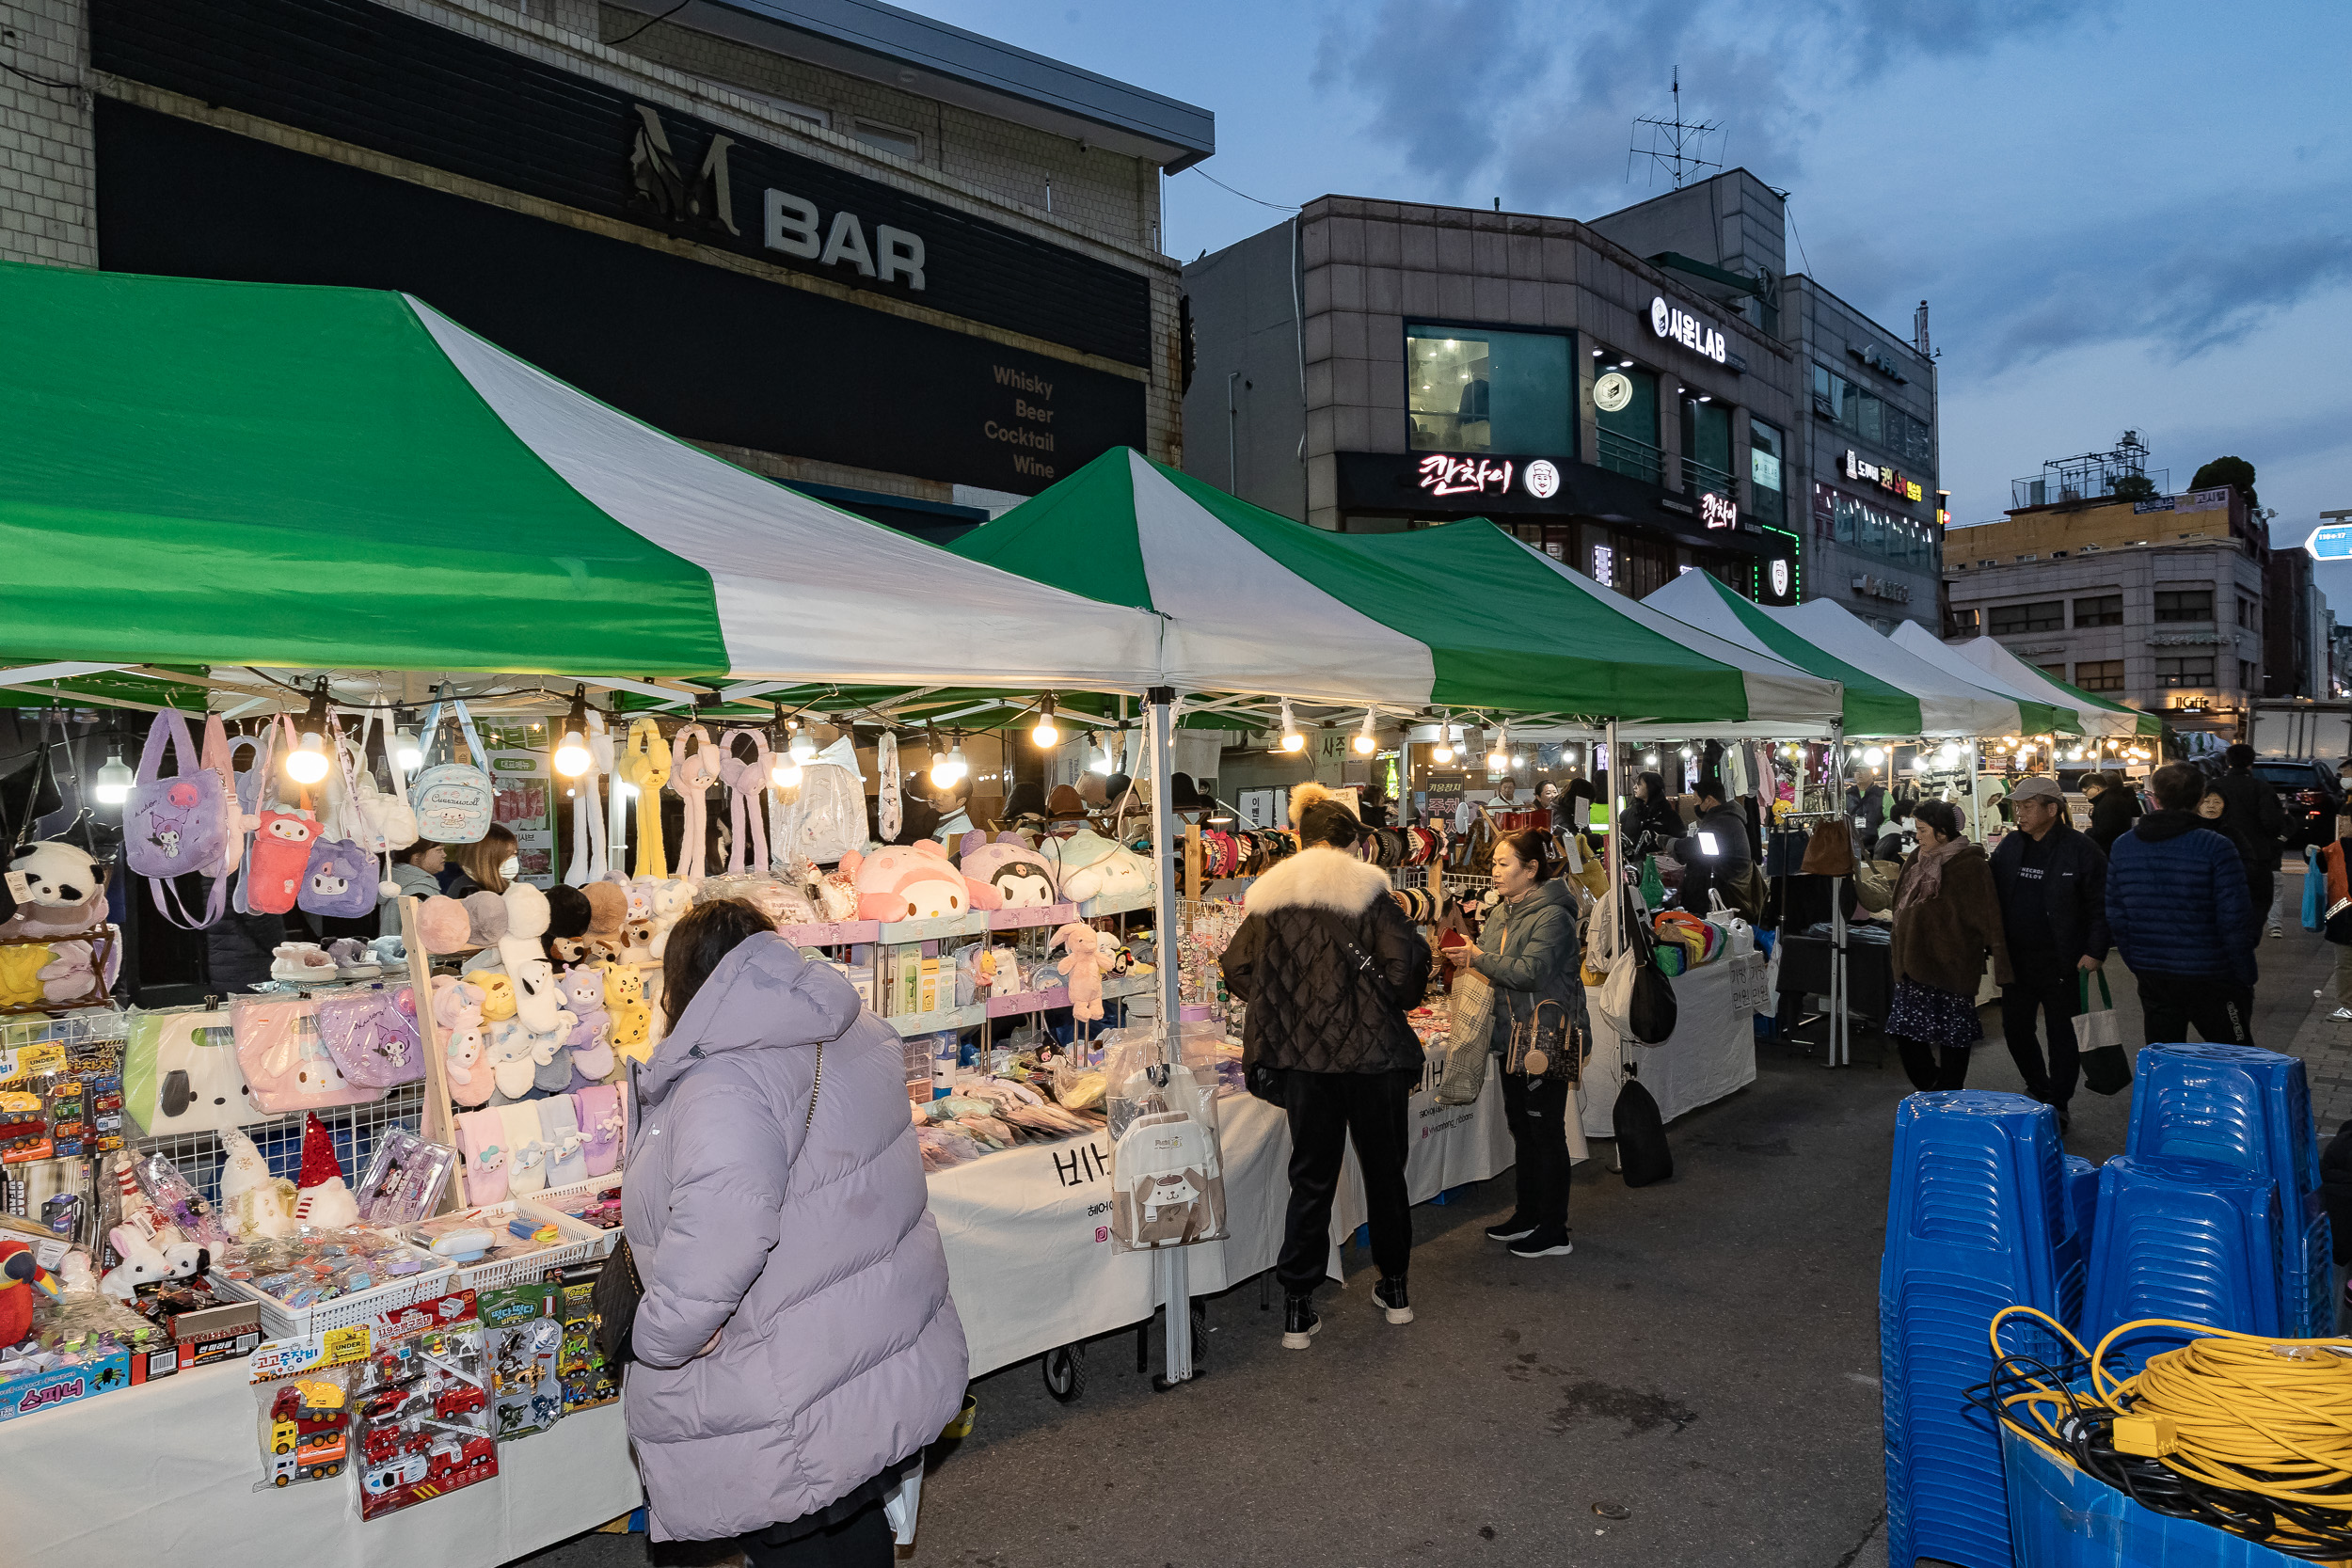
[{"left": 499, "top": 856, "right": 520, "bottom": 879}]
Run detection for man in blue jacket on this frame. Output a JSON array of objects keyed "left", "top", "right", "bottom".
[
  {"left": 1990, "top": 775, "right": 2109, "bottom": 1130},
  {"left": 2106, "top": 762, "right": 2258, "bottom": 1045}
]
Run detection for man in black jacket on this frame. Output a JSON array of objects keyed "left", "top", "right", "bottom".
[
  {"left": 2215, "top": 743, "right": 2286, "bottom": 937},
  {"left": 1989, "top": 775, "right": 2110, "bottom": 1131},
  {"left": 1220, "top": 784, "right": 1432, "bottom": 1349},
  {"left": 1676, "top": 776, "right": 1759, "bottom": 920}
]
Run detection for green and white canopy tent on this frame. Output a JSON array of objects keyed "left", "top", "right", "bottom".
[
  {"left": 949, "top": 449, "right": 1842, "bottom": 730},
  {"left": 1925, "top": 631, "right": 2161, "bottom": 740},
  {"left": 1642, "top": 571, "right": 1929, "bottom": 737},
  {"left": 0, "top": 261, "right": 1168, "bottom": 693}
]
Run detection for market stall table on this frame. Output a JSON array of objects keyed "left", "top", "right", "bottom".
[
  {"left": 0, "top": 1358, "right": 639, "bottom": 1567},
  {"left": 1580, "top": 952, "right": 1764, "bottom": 1139}
]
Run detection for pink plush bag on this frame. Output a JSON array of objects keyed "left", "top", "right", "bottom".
[{"left": 230, "top": 992, "right": 382, "bottom": 1114}]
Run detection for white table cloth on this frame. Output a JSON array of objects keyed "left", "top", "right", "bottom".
[{"left": 1580, "top": 951, "right": 1762, "bottom": 1137}]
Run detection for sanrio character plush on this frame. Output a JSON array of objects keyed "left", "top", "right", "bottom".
[
  {"left": 559, "top": 968, "right": 613, "bottom": 1083},
  {"left": 1047, "top": 831, "right": 1155, "bottom": 905},
  {"left": 434, "top": 974, "right": 493, "bottom": 1106},
  {"left": 246, "top": 811, "right": 321, "bottom": 913},
  {"left": 1050, "top": 922, "right": 1115, "bottom": 1021},
  {"left": 0, "top": 841, "right": 109, "bottom": 939},
  {"left": 484, "top": 1020, "right": 543, "bottom": 1101},
  {"left": 958, "top": 832, "right": 1057, "bottom": 909},
  {"left": 218, "top": 1126, "right": 296, "bottom": 1241},
  {"left": 475, "top": 969, "right": 516, "bottom": 1022},
  {"left": 839, "top": 841, "right": 997, "bottom": 922},
  {"left": 644, "top": 879, "right": 694, "bottom": 959},
  {"left": 531, "top": 1011, "right": 581, "bottom": 1094}
]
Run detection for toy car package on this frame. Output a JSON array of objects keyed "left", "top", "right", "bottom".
[
  {"left": 479, "top": 1282, "right": 563, "bottom": 1441},
  {"left": 548, "top": 1260, "right": 617, "bottom": 1414},
  {"left": 247, "top": 1336, "right": 365, "bottom": 1494},
  {"left": 350, "top": 1290, "right": 497, "bottom": 1520}
]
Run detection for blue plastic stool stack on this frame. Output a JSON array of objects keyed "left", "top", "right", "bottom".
[
  {"left": 2082, "top": 1155, "right": 2283, "bottom": 1371},
  {"left": 2123, "top": 1042, "right": 2329, "bottom": 1337},
  {"left": 2063, "top": 1153, "right": 2100, "bottom": 1250},
  {"left": 1882, "top": 1091, "right": 2082, "bottom": 1568}
]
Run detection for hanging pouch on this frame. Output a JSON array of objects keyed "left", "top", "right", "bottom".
[
  {"left": 199, "top": 714, "right": 246, "bottom": 879},
  {"left": 411, "top": 696, "right": 495, "bottom": 845},
  {"left": 317, "top": 985, "right": 424, "bottom": 1089},
  {"left": 126, "top": 708, "right": 230, "bottom": 930},
  {"left": 231, "top": 991, "right": 381, "bottom": 1114},
  {"left": 124, "top": 1007, "right": 257, "bottom": 1136},
  {"left": 300, "top": 726, "right": 381, "bottom": 920}
]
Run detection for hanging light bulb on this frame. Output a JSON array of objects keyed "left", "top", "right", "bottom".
[
  {"left": 93, "top": 748, "right": 135, "bottom": 806},
  {"left": 1863, "top": 746, "right": 1885, "bottom": 767},
  {"left": 1487, "top": 725, "right": 1509, "bottom": 771},
  {"left": 787, "top": 716, "right": 817, "bottom": 765},
  {"left": 1645, "top": 752, "right": 1660, "bottom": 766},
  {"left": 1088, "top": 732, "right": 1116, "bottom": 774},
  {"left": 1032, "top": 693, "right": 1059, "bottom": 749},
  {"left": 1353, "top": 709, "right": 1377, "bottom": 756},
  {"left": 284, "top": 681, "right": 333, "bottom": 784},
  {"left": 1279, "top": 700, "right": 1304, "bottom": 753},
  {"left": 392, "top": 723, "right": 422, "bottom": 774},
  {"left": 1938, "top": 741, "right": 1961, "bottom": 766},
  {"left": 552, "top": 686, "right": 593, "bottom": 778},
  {"left": 1431, "top": 714, "right": 1455, "bottom": 766},
  {"left": 946, "top": 732, "right": 969, "bottom": 784}
]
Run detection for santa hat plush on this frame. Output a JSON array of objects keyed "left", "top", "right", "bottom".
[
  {"left": 296, "top": 1113, "right": 343, "bottom": 1192},
  {"left": 293, "top": 1114, "right": 360, "bottom": 1228}
]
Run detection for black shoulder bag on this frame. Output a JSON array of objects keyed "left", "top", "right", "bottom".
[
  {"left": 1609, "top": 892, "right": 1675, "bottom": 1186},
  {"left": 593, "top": 1044, "right": 822, "bottom": 1368}
]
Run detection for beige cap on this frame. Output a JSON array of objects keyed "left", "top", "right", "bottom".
[{"left": 2009, "top": 775, "right": 2065, "bottom": 804}]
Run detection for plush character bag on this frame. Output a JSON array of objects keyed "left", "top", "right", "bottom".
[
  {"left": 230, "top": 992, "right": 382, "bottom": 1113},
  {"left": 300, "top": 732, "right": 384, "bottom": 920},
  {"left": 124, "top": 1007, "right": 256, "bottom": 1136},
  {"left": 317, "top": 985, "right": 424, "bottom": 1089},
  {"left": 410, "top": 697, "right": 495, "bottom": 845},
  {"left": 125, "top": 708, "right": 230, "bottom": 929}
]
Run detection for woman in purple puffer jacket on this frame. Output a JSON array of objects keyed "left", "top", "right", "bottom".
[{"left": 624, "top": 899, "right": 966, "bottom": 1561}]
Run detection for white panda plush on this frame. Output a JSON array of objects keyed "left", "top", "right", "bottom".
[{"left": 0, "top": 841, "right": 109, "bottom": 940}]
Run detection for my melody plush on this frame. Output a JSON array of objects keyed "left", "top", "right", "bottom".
[
  {"left": 1050, "top": 923, "right": 1117, "bottom": 1021},
  {"left": 433, "top": 975, "right": 494, "bottom": 1107},
  {"left": 839, "top": 841, "right": 997, "bottom": 922},
  {"left": 957, "top": 832, "right": 1058, "bottom": 909},
  {"left": 1045, "top": 831, "right": 1155, "bottom": 905}
]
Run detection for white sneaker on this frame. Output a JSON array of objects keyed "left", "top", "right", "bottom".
[
  {"left": 2334, "top": 1008, "right": 2352, "bottom": 1022},
  {"left": 2271, "top": 926, "right": 2283, "bottom": 938}
]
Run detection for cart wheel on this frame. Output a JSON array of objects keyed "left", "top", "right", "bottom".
[{"left": 1041, "top": 1344, "right": 1087, "bottom": 1403}]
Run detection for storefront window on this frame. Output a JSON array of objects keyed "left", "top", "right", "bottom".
[
  {"left": 1829, "top": 491, "right": 1937, "bottom": 571},
  {"left": 1406, "top": 325, "right": 1571, "bottom": 454},
  {"left": 1594, "top": 365, "right": 1661, "bottom": 484},
  {"left": 1680, "top": 400, "right": 1732, "bottom": 499},
  {"left": 1749, "top": 420, "right": 1785, "bottom": 527}
]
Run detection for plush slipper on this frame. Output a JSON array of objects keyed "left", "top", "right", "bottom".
[
  {"left": 499, "top": 1101, "right": 550, "bottom": 1196},
  {"left": 268, "top": 942, "right": 336, "bottom": 983},
  {"left": 577, "top": 1085, "right": 623, "bottom": 1177},
  {"left": 456, "top": 1108, "right": 509, "bottom": 1204},
  {"left": 540, "top": 1095, "right": 588, "bottom": 1189}
]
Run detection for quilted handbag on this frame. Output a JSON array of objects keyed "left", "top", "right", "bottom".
[
  {"left": 230, "top": 991, "right": 382, "bottom": 1114},
  {"left": 126, "top": 708, "right": 230, "bottom": 929},
  {"left": 410, "top": 695, "right": 495, "bottom": 845},
  {"left": 317, "top": 985, "right": 425, "bottom": 1089},
  {"left": 1505, "top": 997, "right": 1583, "bottom": 1085}
]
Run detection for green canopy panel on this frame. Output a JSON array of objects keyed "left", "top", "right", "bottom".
[
  {"left": 1644, "top": 572, "right": 1923, "bottom": 736},
  {"left": 1933, "top": 633, "right": 2160, "bottom": 738},
  {"left": 1772, "top": 601, "right": 2078, "bottom": 737},
  {"left": 951, "top": 449, "right": 1842, "bottom": 728},
  {"left": 0, "top": 262, "right": 1166, "bottom": 689}
]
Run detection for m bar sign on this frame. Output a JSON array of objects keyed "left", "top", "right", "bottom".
[{"left": 1649, "top": 295, "right": 1728, "bottom": 363}]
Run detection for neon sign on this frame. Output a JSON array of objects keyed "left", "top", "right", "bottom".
[
  {"left": 1844, "top": 450, "right": 1924, "bottom": 503},
  {"left": 1417, "top": 454, "right": 1515, "bottom": 497},
  {"left": 1649, "top": 295, "right": 1727, "bottom": 363},
  {"left": 1699, "top": 493, "right": 1738, "bottom": 529},
  {"left": 1524, "top": 459, "right": 1562, "bottom": 499}
]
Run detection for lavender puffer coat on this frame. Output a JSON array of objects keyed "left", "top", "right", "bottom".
[{"left": 622, "top": 932, "right": 966, "bottom": 1542}]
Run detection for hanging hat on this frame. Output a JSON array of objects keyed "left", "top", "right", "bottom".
[
  {"left": 1046, "top": 784, "right": 1089, "bottom": 820},
  {"left": 296, "top": 1112, "right": 343, "bottom": 1192},
  {"left": 1076, "top": 772, "right": 1108, "bottom": 807}
]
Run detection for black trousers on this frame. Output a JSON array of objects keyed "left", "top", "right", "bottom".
[
  {"left": 2001, "top": 970, "right": 2083, "bottom": 1108},
  {"left": 2135, "top": 971, "right": 2254, "bottom": 1047},
  {"left": 740, "top": 1493, "right": 893, "bottom": 1567},
  {"left": 1899, "top": 1039, "right": 1974, "bottom": 1091},
  {"left": 1500, "top": 1070, "right": 1571, "bottom": 1235},
  {"left": 1277, "top": 1069, "right": 1416, "bottom": 1297}
]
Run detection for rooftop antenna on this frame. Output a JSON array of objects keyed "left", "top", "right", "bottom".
[{"left": 1627, "top": 67, "right": 1723, "bottom": 190}]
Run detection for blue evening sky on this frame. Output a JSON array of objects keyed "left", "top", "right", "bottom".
[{"left": 923, "top": 0, "right": 2352, "bottom": 608}]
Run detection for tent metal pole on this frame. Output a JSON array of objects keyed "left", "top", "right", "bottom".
[
  {"left": 1145, "top": 686, "right": 1193, "bottom": 1387},
  {"left": 1830, "top": 719, "right": 1848, "bottom": 1069}
]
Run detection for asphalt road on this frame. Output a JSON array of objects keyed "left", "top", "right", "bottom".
[{"left": 519, "top": 865, "right": 2337, "bottom": 1568}]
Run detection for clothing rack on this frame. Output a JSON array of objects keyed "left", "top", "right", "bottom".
[{"left": 1775, "top": 804, "right": 1855, "bottom": 1068}]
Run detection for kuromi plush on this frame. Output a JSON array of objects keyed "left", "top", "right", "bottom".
[
  {"left": 958, "top": 832, "right": 1058, "bottom": 909},
  {"left": 839, "top": 841, "right": 997, "bottom": 922}
]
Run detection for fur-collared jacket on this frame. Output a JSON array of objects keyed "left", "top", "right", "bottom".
[{"left": 1219, "top": 847, "right": 1431, "bottom": 1075}]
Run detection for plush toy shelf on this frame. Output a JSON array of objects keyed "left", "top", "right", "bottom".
[
  {"left": 986, "top": 902, "right": 1076, "bottom": 931},
  {"left": 1077, "top": 888, "right": 1155, "bottom": 918},
  {"left": 778, "top": 919, "right": 881, "bottom": 948},
  {"left": 982, "top": 987, "right": 1070, "bottom": 1019},
  {"left": 873, "top": 912, "right": 990, "bottom": 943},
  {"left": 884, "top": 1003, "right": 987, "bottom": 1037}
]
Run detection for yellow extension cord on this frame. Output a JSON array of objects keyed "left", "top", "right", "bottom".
[{"left": 1990, "top": 1306, "right": 2352, "bottom": 1560}]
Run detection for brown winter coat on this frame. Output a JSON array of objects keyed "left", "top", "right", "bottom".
[{"left": 1889, "top": 842, "right": 2013, "bottom": 996}]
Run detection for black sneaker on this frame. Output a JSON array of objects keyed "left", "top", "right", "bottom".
[
  {"left": 1281, "top": 1294, "right": 1321, "bottom": 1350},
  {"left": 1509, "top": 1230, "right": 1574, "bottom": 1259},
  {"left": 2057, "top": 1105, "right": 2073, "bottom": 1134},
  {"left": 1485, "top": 1215, "right": 1537, "bottom": 1242},
  {"left": 1374, "top": 1275, "right": 1413, "bottom": 1324}
]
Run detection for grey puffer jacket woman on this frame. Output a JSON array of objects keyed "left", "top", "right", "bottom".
[
  {"left": 623, "top": 932, "right": 966, "bottom": 1543},
  {"left": 1472, "top": 878, "right": 1590, "bottom": 1056}
]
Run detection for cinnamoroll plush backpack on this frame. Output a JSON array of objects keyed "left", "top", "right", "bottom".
[
  {"left": 1046, "top": 831, "right": 1156, "bottom": 905},
  {"left": 957, "top": 832, "right": 1057, "bottom": 910},
  {"left": 838, "top": 841, "right": 997, "bottom": 922}
]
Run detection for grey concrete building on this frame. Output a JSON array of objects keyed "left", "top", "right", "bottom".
[
  {"left": 12, "top": 0, "right": 1210, "bottom": 531},
  {"left": 1182, "top": 176, "right": 1803, "bottom": 602}
]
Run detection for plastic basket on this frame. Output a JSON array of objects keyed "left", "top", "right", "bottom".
[
  {"left": 208, "top": 1243, "right": 457, "bottom": 1340},
  {"left": 405, "top": 1200, "right": 613, "bottom": 1291},
  {"left": 2001, "top": 1418, "right": 2311, "bottom": 1566}
]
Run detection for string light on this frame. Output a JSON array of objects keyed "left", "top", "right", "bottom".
[
  {"left": 1279, "top": 700, "right": 1303, "bottom": 753},
  {"left": 284, "top": 681, "right": 332, "bottom": 785},
  {"left": 552, "top": 687, "right": 592, "bottom": 778},
  {"left": 1353, "top": 709, "right": 1377, "bottom": 756},
  {"left": 1032, "top": 693, "right": 1059, "bottom": 749}
]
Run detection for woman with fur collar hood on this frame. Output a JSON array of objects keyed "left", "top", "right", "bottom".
[{"left": 1220, "top": 783, "right": 1432, "bottom": 1353}]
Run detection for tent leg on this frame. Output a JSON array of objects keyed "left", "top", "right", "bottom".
[
  {"left": 1830, "top": 721, "right": 1847, "bottom": 1069},
  {"left": 1144, "top": 686, "right": 1195, "bottom": 1389}
]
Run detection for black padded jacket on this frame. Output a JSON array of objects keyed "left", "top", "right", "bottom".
[{"left": 1220, "top": 847, "right": 1431, "bottom": 1074}]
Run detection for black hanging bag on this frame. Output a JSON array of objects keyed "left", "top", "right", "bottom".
[
  {"left": 1617, "top": 885, "right": 1679, "bottom": 1045},
  {"left": 1613, "top": 1063, "right": 1674, "bottom": 1187}
]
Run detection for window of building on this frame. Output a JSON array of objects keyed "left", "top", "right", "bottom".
[
  {"left": 850, "top": 119, "right": 922, "bottom": 160},
  {"left": 2155, "top": 655, "right": 2215, "bottom": 688},
  {"left": 2075, "top": 660, "right": 2125, "bottom": 691},
  {"left": 2073, "top": 594, "right": 2122, "bottom": 627},
  {"left": 2241, "top": 658, "right": 2260, "bottom": 690},
  {"left": 1810, "top": 362, "right": 1932, "bottom": 470},
  {"left": 1829, "top": 491, "right": 1938, "bottom": 570},
  {"left": 2237, "top": 595, "right": 2259, "bottom": 629},
  {"left": 1589, "top": 360, "right": 1661, "bottom": 484},
  {"left": 1989, "top": 600, "right": 2064, "bottom": 636},
  {"left": 734, "top": 88, "right": 829, "bottom": 131},
  {"left": 1680, "top": 398, "right": 1732, "bottom": 500},
  {"left": 1749, "top": 420, "right": 1786, "bottom": 528},
  {"left": 1947, "top": 607, "right": 1980, "bottom": 637},
  {"left": 1405, "top": 325, "right": 1574, "bottom": 456},
  {"left": 2153, "top": 588, "right": 2213, "bottom": 623}
]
